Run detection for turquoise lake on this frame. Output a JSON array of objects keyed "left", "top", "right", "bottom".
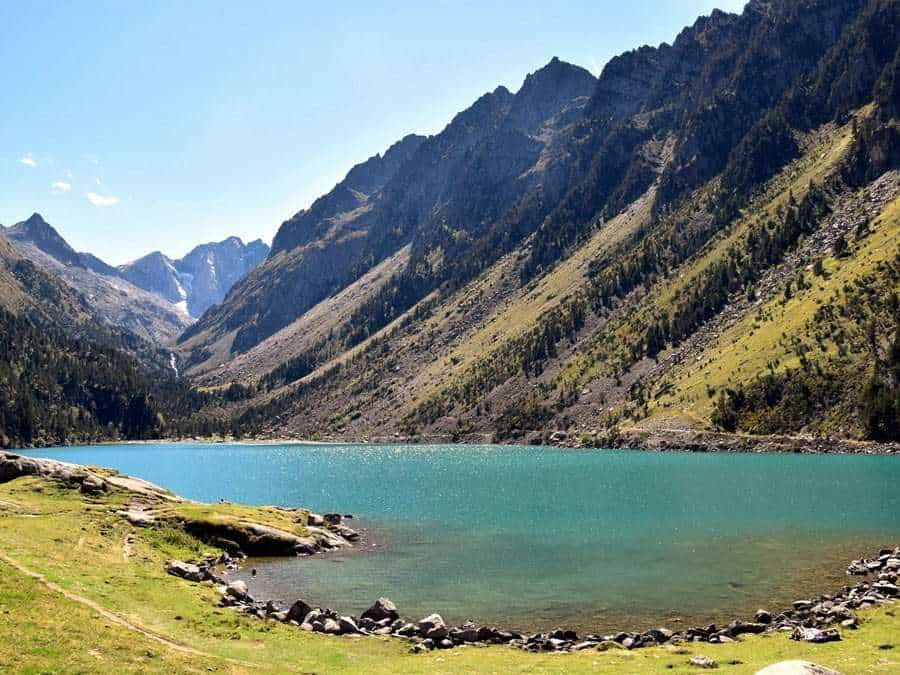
[{"left": 22, "top": 443, "right": 900, "bottom": 632}]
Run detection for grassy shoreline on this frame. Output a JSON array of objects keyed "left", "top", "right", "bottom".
[{"left": 0, "top": 467, "right": 897, "bottom": 673}]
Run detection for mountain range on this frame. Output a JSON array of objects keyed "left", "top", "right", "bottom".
[
  {"left": 180, "top": 0, "right": 899, "bottom": 445},
  {"left": 0, "top": 215, "right": 269, "bottom": 342},
  {"left": 119, "top": 237, "right": 269, "bottom": 319},
  {"left": 1, "top": 0, "right": 898, "bottom": 448}
]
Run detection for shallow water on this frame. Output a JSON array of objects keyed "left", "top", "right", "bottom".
[{"left": 22, "top": 442, "right": 900, "bottom": 632}]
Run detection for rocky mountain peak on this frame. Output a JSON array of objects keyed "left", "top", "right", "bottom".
[
  {"left": 120, "top": 237, "right": 270, "bottom": 318},
  {"left": 506, "top": 57, "right": 596, "bottom": 134},
  {"left": 6, "top": 213, "right": 82, "bottom": 267}
]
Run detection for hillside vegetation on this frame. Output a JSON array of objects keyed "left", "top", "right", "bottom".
[
  {"left": 1, "top": 0, "right": 897, "bottom": 449},
  {"left": 184, "top": 0, "right": 899, "bottom": 447}
]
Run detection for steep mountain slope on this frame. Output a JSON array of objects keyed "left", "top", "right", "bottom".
[
  {"left": 196, "top": 0, "right": 899, "bottom": 446},
  {"left": 3, "top": 214, "right": 191, "bottom": 343},
  {"left": 119, "top": 237, "right": 269, "bottom": 318},
  {"left": 180, "top": 59, "right": 597, "bottom": 369}
]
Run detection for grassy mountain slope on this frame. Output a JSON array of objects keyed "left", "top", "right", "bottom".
[{"left": 203, "top": 2, "right": 899, "bottom": 446}]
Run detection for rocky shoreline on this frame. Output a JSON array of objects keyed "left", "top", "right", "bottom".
[
  {"left": 166, "top": 542, "right": 899, "bottom": 656},
  {"left": 4, "top": 450, "right": 898, "bottom": 660},
  {"left": 8, "top": 427, "right": 899, "bottom": 456}
]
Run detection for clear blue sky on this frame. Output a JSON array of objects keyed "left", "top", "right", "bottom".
[{"left": 1, "top": 0, "right": 745, "bottom": 264}]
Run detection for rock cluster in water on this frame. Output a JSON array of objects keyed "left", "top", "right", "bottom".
[{"left": 166, "top": 546, "right": 899, "bottom": 654}]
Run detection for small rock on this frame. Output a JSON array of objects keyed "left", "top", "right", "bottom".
[{"left": 689, "top": 655, "right": 718, "bottom": 668}]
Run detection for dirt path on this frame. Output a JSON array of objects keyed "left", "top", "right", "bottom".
[
  {"left": 123, "top": 531, "right": 135, "bottom": 561},
  {"left": 0, "top": 551, "right": 205, "bottom": 656}
]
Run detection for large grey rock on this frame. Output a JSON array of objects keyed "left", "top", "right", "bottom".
[
  {"left": 754, "top": 661, "right": 842, "bottom": 675},
  {"left": 361, "top": 597, "right": 399, "bottom": 623},
  {"left": 166, "top": 560, "right": 205, "bottom": 582},
  {"left": 417, "top": 613, "right": 447, "bottom": 640},
  {"left": 226, "top": 580, "right": 250, "bottom": 601}
]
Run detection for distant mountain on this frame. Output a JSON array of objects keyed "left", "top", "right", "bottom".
[
  {"left": 0, "top": 231, "right": 232, "bottom": 448},
  {"left": 119, "top": 237, "right": 269, "bottom": 318},
  {"left": 3, "top": 214, "right": 191, "bottom": 343}
]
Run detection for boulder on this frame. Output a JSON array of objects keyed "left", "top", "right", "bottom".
[
  {"left": 166, "top": 560, "right": 205, "bottom": 582},
  {"left": 287, "top": 599, "right": 313, "bottom": 623},
  {"left": 332, "top": 524, "right": 360, "bottom": 541},
  {"left": 323, "top": 618, "right": 342, "bottom": 634},
  {"left": 323, "top": 513, "right": 342, "bottom": 525},
  {"left": 80, "top": 474, "right": 107, "bottom": 495},
  {"left": 338, "top": 616, "right": 360, "bottom": 634},
  {"left": 754, "top": 661, "right": 843, "bottom": 675},
  {"left": 361, "top": 597, "right": 399, "bottom": 623},
  {"left": 183, "top": 519, "right": 320, "bottom": 556},
  {"left": 729, "top": 621, "right": 767, "bottom": 636},
  {"left": 647, "top": 627, "right": 674, "bottom": 642},
  {"left": 790, "top": 627, "right": 840, "bottom": 643},
  {"left": 872, "top": 581, "right": 898, "bottom": 596},
  {"left": 394, "top": 622, "right": 418, "bottom": 637},
  {"left": 689, "top": 655, "right": 718, "bottom": 668},
  {"left": 417, "top": 613, "right": 447, "bottom": 640},
  {"left": 572, "top": 640, "right": 600, "bottom": 651},
  {"left": 754, "top": 609, "right": 773, "bottom": 624},
  {"left": 226, "top": 580, "right": 250, "bottom": 601}
]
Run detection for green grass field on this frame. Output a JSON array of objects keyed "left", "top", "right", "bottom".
[{"left": 0, "top": 475, "right": 897, "bottom": 673}]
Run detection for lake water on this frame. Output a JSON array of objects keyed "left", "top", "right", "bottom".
[{"left": 22, "top": 443, "right": 900, "bottom": 633}]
